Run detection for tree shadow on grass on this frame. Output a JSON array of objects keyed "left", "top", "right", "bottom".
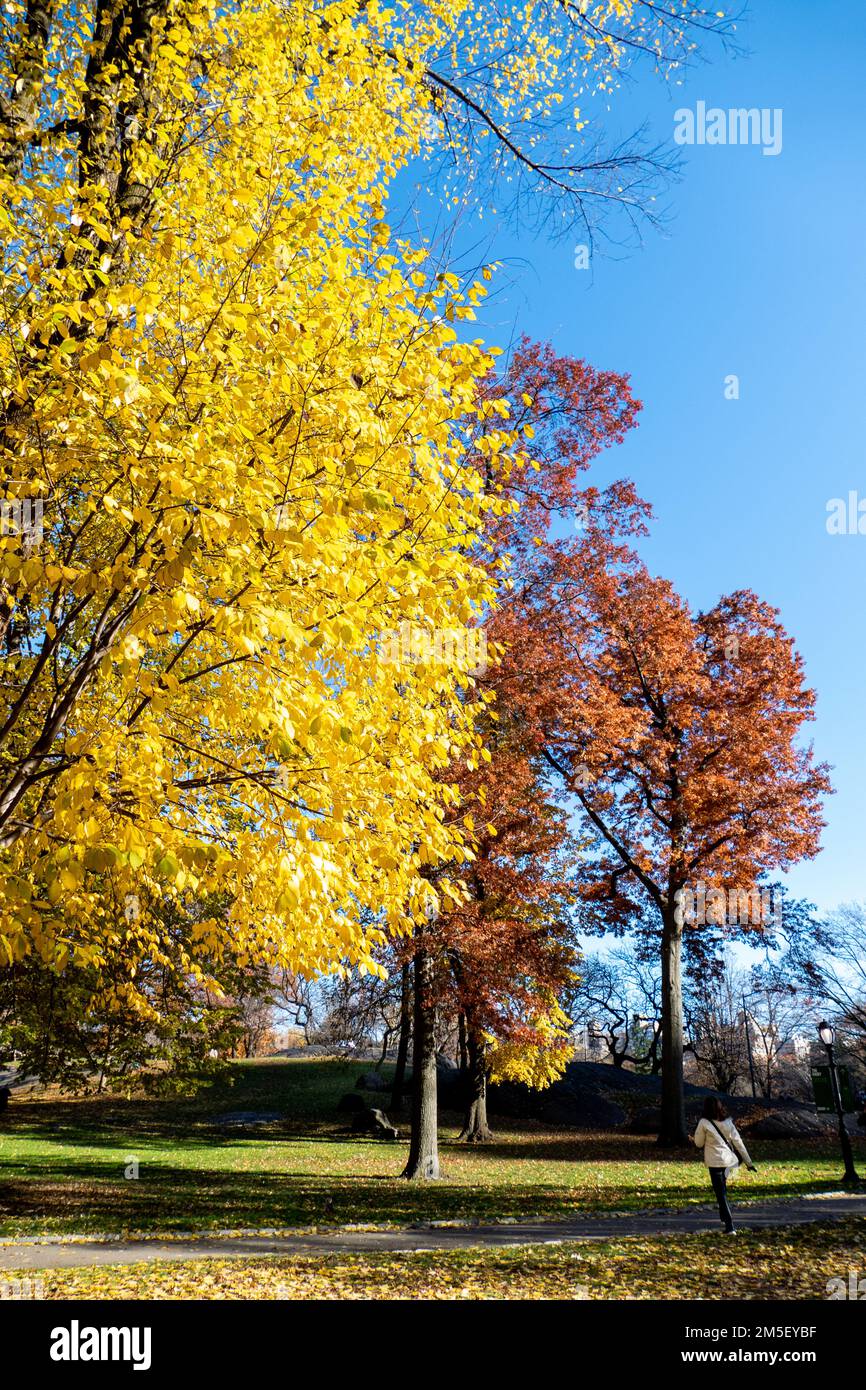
[
  {"left": 0, "top": 1163, "right": 568, "bottom": 1232},
  {"left": 0, "top": 1154, "right": 850, "bottom": 1238},
  {"left": 437, "top": 1132, "right": 676, "bottom": 1164}
]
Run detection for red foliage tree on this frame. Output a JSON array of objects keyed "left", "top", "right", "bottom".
[
  {"left": 500, "top": 541, "right": 833, "bottom": 1143},
  {"left": 479, "top": 334, "right": 645, "bottom": 566},
  {"left": 401, "top": 339, "right": 644, "bottom": 1169}
]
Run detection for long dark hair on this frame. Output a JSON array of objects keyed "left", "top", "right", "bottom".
[{"left": 702, "top": 1096, "right": 729, "bottom": 1121}]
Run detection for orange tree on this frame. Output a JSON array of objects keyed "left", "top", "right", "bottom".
[
  {"left": 502, "top": 545, "right": 832, "bottom": 1144},
  {"left": 400, "top": 337, "right": 643, "bottom": 1174}
]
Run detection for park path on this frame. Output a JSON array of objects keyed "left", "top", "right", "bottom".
[{"left": 1, "top": 1193, "right": 865, "bottom": 1270}]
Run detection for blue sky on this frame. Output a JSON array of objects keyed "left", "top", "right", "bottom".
[{"left": 398, "top": 0, "right": 866, "bottom": 914}]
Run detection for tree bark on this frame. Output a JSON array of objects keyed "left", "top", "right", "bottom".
[
  {"left": 457, "top": 1010, "right": 469, "bottom": 1075},
  {"left": 0, "top": 1, "right": 57, "bottom": 179},
  {"left": 659, "top": 910, "right": 688, "bottom": 1145},
  {"left": 377, "top": 1025, "right": 393, "bottom": 1068},
  {"left": 458, "top": 1025, "right": 493, "bottom": 1142},
  {"left": 390, "top": 963, "right": 411, "bottom": 1113},
  {"left": 402, "top": 945, "right": 440, "bottom": 1179}
]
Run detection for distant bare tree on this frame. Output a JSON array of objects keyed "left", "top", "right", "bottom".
[
  {"left": 741, "top": 964, "right": 809, "bottom": 1100},
  {"left": 789, "top": 903, "right": 866, "bottom": 1067},
  {"left": 685, "top": 952, "right": 813, "bottom": 1100},
  {"left": 568, "top": 951, "right": 660, "bottom": 1069},
  {"left": 313, "top": 970, "right": 402, "bottom": 1060},
  {"left": 272, "top": 971, "right": 318, "bottom": 1044},
  {"left": 612, "top": 945, "right": 662, "bottom": 1074},
  {"left": 685, "top": 957, "right": 749, "bottom": 1095}
]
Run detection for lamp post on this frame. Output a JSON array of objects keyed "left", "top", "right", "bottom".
[{"left": 817, "top": 1021, "right": 860, "bottom": 1185}]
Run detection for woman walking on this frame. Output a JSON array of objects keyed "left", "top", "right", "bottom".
[{"left": 693, "top": 1097, "right": 756, "bottom": 1234}]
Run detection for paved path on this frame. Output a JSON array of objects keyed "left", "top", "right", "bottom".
[{"left": 1, "top": 1194, "right": 864, "bottom": 1270}]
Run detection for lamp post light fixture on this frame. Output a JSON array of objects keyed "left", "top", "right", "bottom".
[{"left": 816, "top": 1020, "right": 861, "bottom": 1185}]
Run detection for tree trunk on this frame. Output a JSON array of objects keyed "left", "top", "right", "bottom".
[
  {"left": 457, "top": 1010, "right": 469, "bottom": 1075},
  {"left": 659, "top": 911, "right": 688, "bottom": 1145},
  {"left": 458, "top": 1026, "right": 493, "bottom": 1142},
  {"left": 649, "top": 1029, "right": 662, "bottom": 1075},
  {"left": 0, "top": 1, "right": 58, "bottom": 183},
  {"left": 402, "top": 945, "right": 440, "bottom": 1179},
  {"left": 97, "top": 1023, "right": 113, "bottom": 1094},
  {"left": 390, "top": 963, "right": 412, "bottom": 1113},
  {"left": 377, "top": 1025, "right": 393, "bottom": 1068}
]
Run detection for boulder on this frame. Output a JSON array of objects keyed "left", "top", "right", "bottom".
[
  {"left": 351, "top": 1107, "right": 399, "bottom": 1140},
  {"left": 485, "top": 1060, "right": 837, "bottom": 1133},
  {"left": 541, "top": 1089, "right": 626, "bottom": 1130},
  {"left": 401, "top": 1057, "right": 466, "bottom": 1107},
  {"left": 627, "top": 1105, "right": 663, "bottom": 1135},
  {"left": 437, "top": 1059, "right": 466, "bottom": 1108},
  {"left": 485, "top": 1079, "right": 540, "bottom": 1120},
  {"left": 435, "top": 1052, "right": 459, "bottom": 1075},
  {"left": 563, "top": 1061, "right": 662, "bottom": 1095},
  {"left": 355, "top": 1070, "right": 389, "bottom": 1092},
  {"left": 336, "top": 1092, "right": 368, "bottom": 1114},
  {"left": 744, "top": 1108, "right": 832, "bottom": 1139}
]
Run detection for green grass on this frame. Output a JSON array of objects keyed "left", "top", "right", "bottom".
[
  {"left": 9, "top": 1220, "right": 866, "bottom": 1301},
  {"left": 1, "top": 1057, "right": 863, "bottom": 1238}
]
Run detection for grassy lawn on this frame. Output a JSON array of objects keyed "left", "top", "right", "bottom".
[
  {"left": 8, "top": 1220, "right": 866, "bottom": 1300},
  {"left": 1, "top": 1058, "right": 864, "bottom": 1238}
]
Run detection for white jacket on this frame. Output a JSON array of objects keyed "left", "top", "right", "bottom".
[{"left": 693, "top": 1116, "right": 753, "bottom": 1170}]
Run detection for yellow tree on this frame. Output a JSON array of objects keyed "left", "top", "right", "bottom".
[
  {"left": 0, "top": 0, "right": 735, "bottom": 998},
  {"left": 0, "top": 0, "right": 514, "bottom": 989}
]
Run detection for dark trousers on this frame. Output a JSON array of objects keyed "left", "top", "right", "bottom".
[{"left": 709, "top": 1166, "right": 734, "bottom": 1231}]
